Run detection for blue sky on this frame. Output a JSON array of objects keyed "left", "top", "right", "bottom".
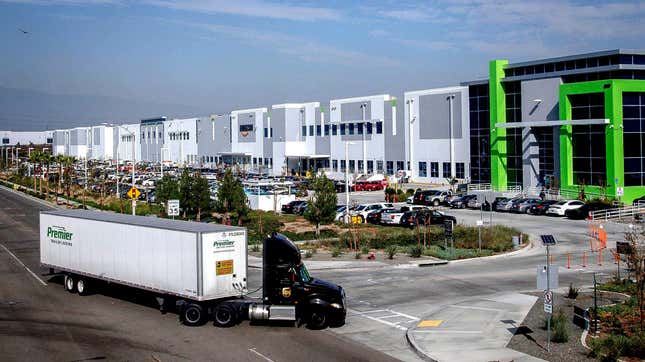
[{"left": 1, "top": 0, "right": 644, "bottom": 130}]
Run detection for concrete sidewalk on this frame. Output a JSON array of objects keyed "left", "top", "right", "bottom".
[{"left": 406, "top": 293, "right": 545, "bottom": 362}]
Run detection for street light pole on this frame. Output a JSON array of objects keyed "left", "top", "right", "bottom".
[
  {"left": 360, "top": 103, "right": 367, "bottom": 175},
  {"left": 102, "top": 122, "right": 136, "bottom": 215},
  {"left": 407, "top": 99, "right": 414, "bottom": 181},
  {"left": 345, "top": 141, "right": 350, "bottom": 223},
  {"left": 448, "top": 94, "right": 455, "bottom": 179}
]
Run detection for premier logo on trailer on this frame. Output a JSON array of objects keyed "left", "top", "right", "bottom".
[
  {"left": 213, "top": 239, "right": 235, "bottom": 252},
  {"left": 47, "top": 225, "right": 73, "bottom": 246}
]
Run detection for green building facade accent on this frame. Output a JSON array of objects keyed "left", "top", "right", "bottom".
[
  {"left": 489, "top": 60, "right": 508, "bottom": 190},
  {"left": 488, "top": 58, "right": 645, "bottom": 203},
  {"left": 559, "top": 79, "right": 645, "bottom": 203}
]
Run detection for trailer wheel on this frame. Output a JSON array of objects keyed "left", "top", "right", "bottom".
[
  {"left": 182, "top": 303, "right": 205, "bottom": 326},
  {"left": 64, "top": 275, "right": 76, "bottom": 293},
  {"left": 213, "top": 303, "right": 237, "bottom": 328},
  {"left": 307, "top": 307, "right": 328, "bottom": 330},
  {"left": 76, "top": 278, "right": 89, "bottom": 296}
]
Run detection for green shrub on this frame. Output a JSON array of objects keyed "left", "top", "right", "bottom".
[
  {"left": 331, "top": 246, "right": 342, "bottom": 258},
  {"left": 354, "top": 252, "right": 362, "bottom": 259},
  {"left": 406, "top": 188, "right": 415, "bottom": 196},
  {"left": 590, "top": 334, "right": 631, "bottom": 361},
  {"left": 385, "top": 245, "right": 398, "bottom": 259},
  {"left": 251, "top": 242, "right": 260, "bottom": 252},
  {"left": 408, "top": 244, "right": 424, "bottom": 258},
  {"left": 567, "top": 283, "right": 579, "bottom": 299},
  {"left": 360, "top": 244, "right": 370, "bottom": 254},
  {"left": 550, "top": 311, "right": 569, "bottom": 343}
]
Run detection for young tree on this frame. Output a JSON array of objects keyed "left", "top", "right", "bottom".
[
  {"left": 192, "top": 173, "right": 212, "bottom": 222},
  {"left": 625, "top": 227, "right": 645, "bottom": 333},
  {"left": 179, "top": 168, "right": 193, "bottom": 218},
  {"left": 156, "top": 174, "right": 179, "bottom": 212},
  {"left": 304, "top": 173, "right": 337, "bottom": 238},
  {"left": 216, "top": 168, "right": 248, "bottom": 225}
]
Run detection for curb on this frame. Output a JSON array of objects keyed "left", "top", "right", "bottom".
[
  {"left": 405, "top": 325, "right": 439, "bottom": 362},
  {"left": 0, "top": 184, "right": 60, "bottom": 210},
  {"left": 448, "top": 237, "right": 534, "bottom": 264}
]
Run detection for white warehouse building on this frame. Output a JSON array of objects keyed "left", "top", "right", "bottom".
[
  {"left": 404, "top": 86, "right": 471, "bottom": 183},
  {"left": 229, "top": 107, "right": 270, "bottom": 172}
]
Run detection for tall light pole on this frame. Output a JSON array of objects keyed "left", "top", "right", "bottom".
[
  {"left": 103, "top": 123, "right": 136, "bottom": 215},
  {"left": 447, "top": 94, "right": 456, "bottom": 179},
  {"left": 160, "top": 147, "right": 169, "bottom": 177},
  {"left": 407, "top": 99, "right": 415, "bottom": 181},
  {"left": 15, "top": 147, "right": 21, "bottom": 166},
  {"left": 345, "top": 141, "right": 356, "bottom": 223},
  {"left": 28, "top": 147, "right": 34, "bottom": 176},
  {"left": 360, "top": 103, "right": 367, "bottom": 175}
]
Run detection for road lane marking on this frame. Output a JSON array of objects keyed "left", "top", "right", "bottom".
[
  {"left": 449, "top": 305, "right": 504, "bottom": 312},
  {"left": 249, "top": 348, "right": 274, "bottom": 362},
  {"left": 0, "top": 243, "right": 47, "bottom": 286},
  {"left": 349, "top": 308, "right": 419, "bottom": 331},
  {"left": 414, "top": 330, "right": 483, "bottom": 334},
  {"left": 417, "top": 320, "right": 443, "bottom": 327}
]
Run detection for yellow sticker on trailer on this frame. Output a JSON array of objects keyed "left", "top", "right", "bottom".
[{"left": 216, "top": 260, "right": 234, "bottom": 275}]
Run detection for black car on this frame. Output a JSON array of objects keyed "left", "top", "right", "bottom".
[
  {"left": 565, "top": 202, "right": 612, "bottom": 220},
  {"left": 367, "top": 208, "right": 392, "bottom": 225},
  {"left": 282, "top": 200, "right": 306, "bottom": 214},
  {"left": 528, "top": 200, "right": 558, "bottom": 215},
  {"left": 450, "top": 194, "right": 476, "bottom": 209},
  {"left": 633, "top": 195, "right": 645, "bottom": 206},
  {"left": 412, "top": 190, "right": 435, "bottom": 205},
  {"left": 400, "top": 209, "right": 456, "bottom": 228}
]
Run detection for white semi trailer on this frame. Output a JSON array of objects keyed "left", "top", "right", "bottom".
[{"left": 40, "top": 210, "right": 346, "bottom": 328}]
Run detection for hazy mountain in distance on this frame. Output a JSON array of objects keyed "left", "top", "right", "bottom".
[{"left": 0, "top": 86, "right": 215, "bottom": 131}]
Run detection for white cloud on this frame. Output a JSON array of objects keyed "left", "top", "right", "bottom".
[
  {"left": 143, "top": 0, "right": 341, "bottom": 22},
  {"left": 159, "top": 19, "right": 399, "bottom": 67}
]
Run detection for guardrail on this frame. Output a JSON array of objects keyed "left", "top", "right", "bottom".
[
  {"left": 590, "top": 204, "right": 645, "bottom": 221},
  {"left": 467, "top": 183, "right": 523, "bottom": 194}
]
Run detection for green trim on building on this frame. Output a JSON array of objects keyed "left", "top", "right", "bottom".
[
  {"left": 559, "top": 79, "right": 645, "bottom": 203},
  {"left": 489, "top": 60, "right": 508, "bottom": 189}
]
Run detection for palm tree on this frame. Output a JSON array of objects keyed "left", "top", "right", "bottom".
[
  {"left": 64, "top": 156, "right": 76, "bottom": 202},
  {"left": 37, "top": 151, "right": 47, "bottom": 194},
  {"left": 28, "top": 151, "right": 40, "bottom": 192},
  {"left": 42, "top": 152, "right": 52, "bottom": 199},
  {"left": 55, "top": 154, "right": 65, "bottom": 204}
]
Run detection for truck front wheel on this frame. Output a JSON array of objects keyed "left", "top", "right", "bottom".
[
  {"left": 307, "top": 307, "right": 328, "bottom": 330},
  {"left": 213, "top": 303, "right": 237, "bottom": 328},
  {"left": 182, "top": 303, "right": 205, "bottom": 326},
  {"left": 64, "top": 275, "right": 76, "bottom": 293}
]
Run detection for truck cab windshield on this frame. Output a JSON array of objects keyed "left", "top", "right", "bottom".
[{"left": 297, "top": 263, "right": 311, "bottom": 283}]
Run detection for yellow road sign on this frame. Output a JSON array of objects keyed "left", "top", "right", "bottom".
[{"left": 127, "top": 187, "right": 141, "bottom": 200}]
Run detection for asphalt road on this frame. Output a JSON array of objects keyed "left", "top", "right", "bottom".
[{"left": 0, "top": 187, "right": 398, "bottom": 362}]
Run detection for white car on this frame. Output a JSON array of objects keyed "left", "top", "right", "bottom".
[
  {"left": 351, "top": 203, "right": 394, "bottom": 223},
  {"left": 546, "top": 200, "right": 585, "bottom": 216}
]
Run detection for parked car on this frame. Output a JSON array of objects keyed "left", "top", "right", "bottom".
[
  {"left": 351, "top": 203, "right": 394, "bottom": 223},
  {"left": 497, "top": 197, "right": 522, "bottom": 212},
  {"left": 632, "top": 195, "right": 645, "bottom": 206},
  {"left": 565, "top": 202, "right": 612, "bottom": 220},
  {"left": 367, "top": 208, "right": 393, "bottom": 224},
  {"left": 413, "top": 189, "right": 451, "bottom": 206},
  {"left": 467, "top": 197, "right": 491, "bottom": 211},
  {"left": 511, "top": 198, "right": 541, "bottom": 213},
  {"left": 450, "top": 194, "right": 477, "bottom": 209},
  {"left": 379, "top": 208, "right": 407, "bottom": 225},
  {"left": 528, "top": 200, "right": 558, "bottom": 215},
  {"left": 293, "top": 201, "right": 309, "bottom": 215},
  {"left": 492, "top": 197, "right": 509, "bottom": 211},
  {"left": 546, "top": 200, "right": 585, "bottom": 216},
  {"left": 400, "top": 209, "right": 456, "bottom": 228},
  {"left": 282, "top": 200, "right": 306, "bottom": 214}
]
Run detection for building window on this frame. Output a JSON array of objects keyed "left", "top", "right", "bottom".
[
  {"left": 340, "top": 160, "right": 346, "bottom": 171},
  {"left": 376, "top": 121, "right": 383, "bottom": 134},
  {"left": 240, "top": 124, "right": 253, "bottom": 132},
  {"left": 340, "top": 124, "right": 346, "bottom": 135},
  {"left": 349, "top": 160, "right": 355, "bottom": 172},
  {"left": 570, "top": 93, "right": 606, "bottom": 186},
  {"left": 419, "top": 162, "right": 427, "bottom": 177},
  {"left": 316, "top": 125, "right": 321, "bottom": 136},
  {"left": 302, "top": 125, "right": 307, "bottom": 137},
  {"left": 623, "top": 92, "right": 645, "bottom": 186},
  {"left": 430, "top": 162, "right": 439, "bottom": 177},
  {"left": 456, "top": 163, "right": 465, "bottom": 179},
  {"left": 367, "top": 160, "right": 373, "bottom": 174},
  {"left": 386, "top": 161, "right": 394, "bottom": 175},
  {"left": 333, "top": 159, "right": 338, "bottom": 171},
  {"left": 442, "top": 162, "right": 451, "bottom": 178},
  {"left": 469, "top": 83, "right": 491, "bottom": 184},
  {"left": 348, "top": 123, "right": 354, "bottom": 135},
  {"left": 396, "top": 161, "right": 405, "bottom": 172},
  {"left": 366, "top": 122, "right": 373, "bottom": 134},
  {"left": 377, "top": 160, "right": 383, "bottom": 173},
  {"left": 2, "top": 138, "right": 9, "bottom": 144},
  {"left": 357, "top": 123, "right": 363, "bottom": 135},
  {"left": 309, "top": 125, "right": 314, "bottom": 136},
  {"left": 504, "top": 81, "right": 523, "bottom": 186},
  {"left": 324, "top": 125, "right": 330, "bottom": 136},
  {"left": 357, "top": 160, "right": 363, "bottom": 172},
  {"left": 332, "top": 124, "right": 338, "bottom": 135},
  {"left": 253, "top": 157, "right": 257, "bottom": 165},
  {"left": 264, "top": 128, "right": 268, "bottom": 138}
]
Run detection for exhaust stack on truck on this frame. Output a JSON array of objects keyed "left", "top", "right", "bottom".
[{"left": 40, "top": 210, "right": 346, "bottom": 328}]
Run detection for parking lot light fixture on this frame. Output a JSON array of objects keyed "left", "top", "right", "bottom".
[
  {"left": 345, "top": 141, "right": 356, "bottom": 223},
  {"left": 103, "top": 122, "right": 136, "bottom": 215}
]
